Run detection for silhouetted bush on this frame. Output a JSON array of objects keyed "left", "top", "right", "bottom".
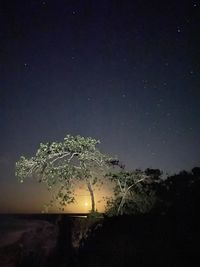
[{"left": 77, "top": 167, "right": 200, "bottom": 267}]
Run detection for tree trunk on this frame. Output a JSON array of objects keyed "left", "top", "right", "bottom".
[
  {"left": 118, "top": 194, "right": 126, "bottom": 215},
  {"left": 87, "top": 180, "right": 95, "bottom": 212}
]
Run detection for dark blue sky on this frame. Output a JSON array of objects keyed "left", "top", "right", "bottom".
[{"left": 1, "top": 0, "right": 200, "bottom": 212}]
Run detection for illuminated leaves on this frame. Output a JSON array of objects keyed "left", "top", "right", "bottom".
[{"left": 15, "top": 134, "right": 113, "bottom": 211}]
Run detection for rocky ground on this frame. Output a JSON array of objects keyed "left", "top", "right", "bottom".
[
  {"left": 0, "top": 216, "right": 59, "bottom": 267},
  {"left": 0, "top": 214, "right": 96, "bottom": 267}
]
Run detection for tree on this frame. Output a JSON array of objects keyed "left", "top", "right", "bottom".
[
  {"left": 106, "top": 169, "right": 150, "bottom": 215},
  {"left": 191, "top": 167, "right": 200, "bottom": 178},
  {"left": 144, "top": 168, "right": 163, "bottom": 181},
  {"left": 158, "top": 167, "right": 200, "bottom": 215},
  {"left": 15, "top": 134, "right": 113, "bottom": 212}
]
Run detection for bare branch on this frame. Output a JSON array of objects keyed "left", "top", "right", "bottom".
[
  {"left": 67, "top": 152, "right": 78, "bottom": 162},
  {"left": 117, "top": 179, "right": 123, "bottom": 192},
  {"left": 127, "top": 176, "right": 147, "bottom": 191},
  {"left": 50, "top": 152, "right": 70, "bottom": 164}
]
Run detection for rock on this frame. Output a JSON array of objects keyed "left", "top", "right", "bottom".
[{"left": 0, "top": 217, "right": 58, "bottom": 267}]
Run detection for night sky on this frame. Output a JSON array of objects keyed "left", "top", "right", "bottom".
[{"left": 1, "top": 0, "right": 200, "bottom": 212}]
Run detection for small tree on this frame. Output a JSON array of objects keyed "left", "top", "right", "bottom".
[
  {"left": 15, "top": 134, "right": 113, "bottom": 212},
  {"left": 106, "top": 170, "right": 150, "bottom": 215}
]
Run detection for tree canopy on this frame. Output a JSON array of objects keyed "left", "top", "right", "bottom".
[{"left": 15, "top": 134, "right": 114, "bottom": 212}]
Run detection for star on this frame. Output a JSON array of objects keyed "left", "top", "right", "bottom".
[
  {"left": 156, "top": 103, "right": 161, "bottom": 108},
  {"left": 142, "top": 79, "right": 148, "bottom": 84}
]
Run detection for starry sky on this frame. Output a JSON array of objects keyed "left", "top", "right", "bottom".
[{"left": 1, "top": 0, "right": 200, "bottom": 212}]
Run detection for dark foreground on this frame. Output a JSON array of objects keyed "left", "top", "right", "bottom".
[{"left": 0, "top": 212, "right": 199, "bottom": 267}]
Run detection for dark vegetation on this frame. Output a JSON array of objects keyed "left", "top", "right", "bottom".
[
  {"left": 77, "top": 167, "right": 200, "bottom": 267},
  {"left": 1, "top": 167, "right": 200, "bottom": 267}
]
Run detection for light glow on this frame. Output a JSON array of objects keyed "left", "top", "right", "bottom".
[{"left": 84, "top": 202, "right": 89, "bottom": 207}]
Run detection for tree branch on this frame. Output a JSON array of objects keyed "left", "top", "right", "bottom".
[
  {"left": 117, "top": 175, "right": 148, "bottom": 215},
  {"left": 67, "top": 152, "right": 78, "bottom": 162},
  {"left": 50, "top": 152, "right": 71, "bottom": 164},
  {"left": 117, "top": 179, "right": 123, "bottom": 192}
]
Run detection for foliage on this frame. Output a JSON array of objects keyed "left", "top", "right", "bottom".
[
  {"left": 105, "top": 169, "right": 157, "bottom": 215},
  {"left": 144, "top": 168, "right": 163, "bottom": 181},
  {"left": 78, "top": 167, "right": 200, "bottom": 267},
  {"left": 87, "top": 211, "right": 104, "bottom": 222},
  {"left": 156, "top": 168, "right": 200, "bottom": 214},
  {"left": 15, "top": 134, "right": 113, "bottom": 212}
]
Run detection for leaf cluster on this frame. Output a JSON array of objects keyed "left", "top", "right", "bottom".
[{"left": 15, "top": 134, "right": 113, "bottom": 210}]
